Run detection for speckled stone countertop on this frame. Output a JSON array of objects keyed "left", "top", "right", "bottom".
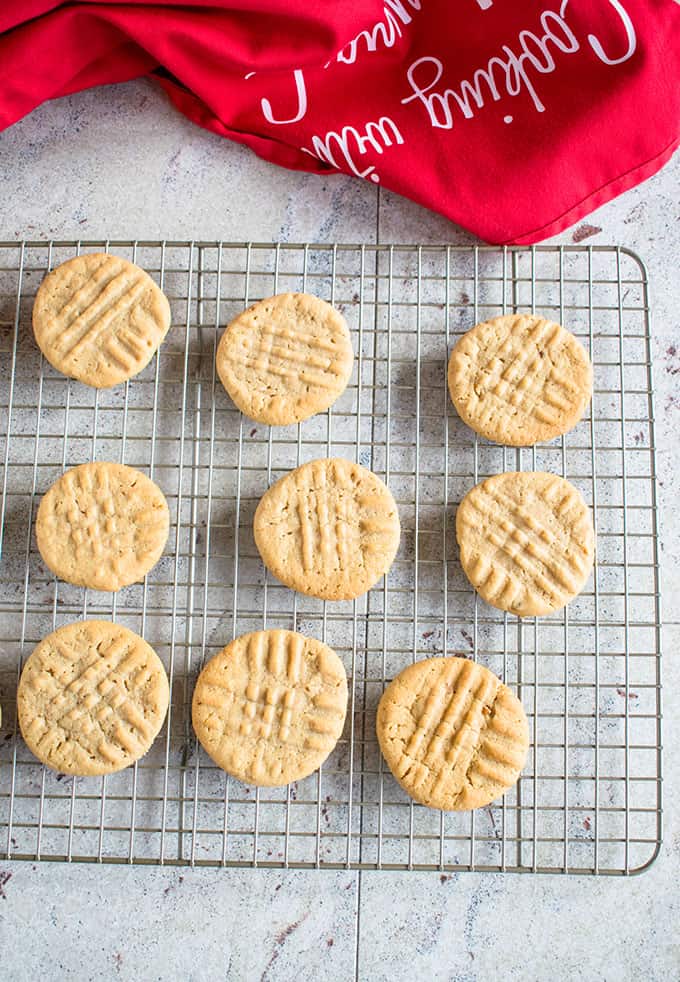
[{"left": 0, "top": 80, "right": 678, "bottom": 981}]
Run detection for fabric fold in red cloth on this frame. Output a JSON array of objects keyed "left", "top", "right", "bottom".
[{"left": 1, "top": 0, "right": 678, "bottom": 243}]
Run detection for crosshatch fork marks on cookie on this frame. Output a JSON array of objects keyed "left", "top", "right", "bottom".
[
  {"left": 216, "top": 292, "right": 354, "bottom": 425},
  {"left": 457, "top": 471, "right": 595, "bottom": 618},
  {"left": 377, "top": 657, "right": 530, "bottom": 811},
  {"left": 239, "top": 325, "right": 343, "bottom": 386},
  {"left": 253, "top": 457, "right": 401, "bottom": 601},
  {"left": 35, "top": 461, "right": 170, "bottom": 592},
  {"left": 448, "top": 314, "right": 593, "bottom": 446},
  {"left": 192, "top": 630, "right": 348, "bottom": 787},
  {"left": 476, "top": 321, "right": 575, "bottom": 422},
  {"left": 17, "top": 621, "right": 170, "bottom": 777},
  {"left": 32, "top": 252, "right": 171, "bottom": 387}
]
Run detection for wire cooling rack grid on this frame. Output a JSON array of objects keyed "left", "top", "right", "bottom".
[{"left": 0, "top": 241, "right": 661, "bottom": 874}]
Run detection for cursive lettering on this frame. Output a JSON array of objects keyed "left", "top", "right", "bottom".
[
  {"left": 337, "top": 0, "right": 422, "bottom": 66},
  {"left": 261, "top": 69, "right": 307, "bottom": 125},
  {"left": 588, "top": 0, "right": 637, "bottom": 65},
  {"left": 402, "top": 0, "right": 635, "bottom": 127},
  {"left": 302, "top": 117, "right": 404, "bottom": 183}
]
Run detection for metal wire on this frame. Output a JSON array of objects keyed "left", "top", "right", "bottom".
[{"left": 0, "top": 241, "right": 662, "bottom": 874}]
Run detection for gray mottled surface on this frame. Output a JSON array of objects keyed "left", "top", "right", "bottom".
[{"left": 0, "top": 79, "right": 679, "bottom": 981}]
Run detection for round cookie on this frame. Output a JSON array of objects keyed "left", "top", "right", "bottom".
[
  {"left": 377, "top": 656, "right": 529, "bottom": 811},
  {"left": 216, "top": 292, "right": 353, "bottom": 425},
  {"left": 254, "top": 457, "right": 400, "bottom": 601},
  {"left": 448, "top": 313, "right": 593, "bottom": 446},
  {"left": 192, "top": 629, "right": 348, "bottom": 786},
  {"left": 36, "top": 462, "right": 169, "bottom": 592},
  {"left": 456, "top": 471, "right": 595, "bottom": 617},
  {"left": 33, "top": 252, "right": 171, "bottom": 387},
  {"left": 17, "top": 620, "right": 169, "bottom": 776}
]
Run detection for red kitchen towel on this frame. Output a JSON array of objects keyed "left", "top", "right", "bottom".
[{"left": 0, "top": 1, "right": 678, "bottom": 243}]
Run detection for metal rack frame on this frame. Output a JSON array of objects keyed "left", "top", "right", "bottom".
[{"left": 0, "top": 240, "right": 662, "bottom": 874}]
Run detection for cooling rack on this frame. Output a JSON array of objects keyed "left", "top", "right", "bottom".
[{"left": 0, "top": 241, "right": 661, "bottom": 874}]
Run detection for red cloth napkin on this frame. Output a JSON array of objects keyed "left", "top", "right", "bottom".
[{"left": 1, "top": 1, "right": 678, "bottom": 243}]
